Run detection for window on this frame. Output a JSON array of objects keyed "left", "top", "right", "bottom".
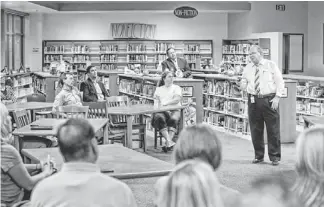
[
  {"left": 282, "top": 33, "right": 304, "bottom": 73},
  {"left": 1, "top": 10, "right": 25, "bottom": 71}
]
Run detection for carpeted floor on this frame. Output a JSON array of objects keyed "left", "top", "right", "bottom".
[{"left": 122, "top": 132, "right": 298, "bottom": 207}]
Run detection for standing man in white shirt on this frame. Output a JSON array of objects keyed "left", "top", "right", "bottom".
[{"left": 240, "top": 45, "right": 285, "bottom": 166}]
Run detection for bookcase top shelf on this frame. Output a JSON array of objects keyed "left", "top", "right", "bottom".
[
  {"left": 118, "top": 74, "right": 204, "bottom": 83},
  {"left": 283, "top": 74, "right": 324, "bottom": 82},
  {"left": 192, "top": 74, "right": 240, "bottom": 81}
]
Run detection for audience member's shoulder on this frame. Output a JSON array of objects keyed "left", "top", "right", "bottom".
[
  {"left": 98, "top": 173, "right": 131, "bottom": 189},
  {"left": 155, "top": 176, "right": 168, "bottom": 190}
]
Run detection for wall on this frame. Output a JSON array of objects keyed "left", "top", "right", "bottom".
[
  {"left": 25, "top": 13, "right": 43, "bottom": 71},
  {"left": 228, "top": 1, "right": 308, "bottom": 73},
  {"left": 38, "top": 12, "right": 228, "bottom": 70},
  {"left": 307, "top": 2, "right": 324, "bottom": 76}
]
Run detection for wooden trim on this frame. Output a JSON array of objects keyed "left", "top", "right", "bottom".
[{"left": 2, "top": 9, "right": 29, "bottom": 17}]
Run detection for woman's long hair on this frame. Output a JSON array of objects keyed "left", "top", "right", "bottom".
[
  {"left": 292, "top": 126, "right": 324, "bottom": 207},
  {"left": 158, "top": 71, "right": 172, "bottom": 87},
  {"left": 157, "top": 160, "right": 224, "bottom": 207},
  {"left": 0, "top": 102, "right": 12, "bottom": 143}
]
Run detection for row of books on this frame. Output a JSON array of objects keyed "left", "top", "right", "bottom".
[
  {"left": 127, "top": 44, "right": 147, "bottom": 52},
  {"left": 296, "top": 85, "right": 324, "bottom": 98},
  {"left": 222, "top": 55, "right": 250, "bottom": 64},
  {"left": 204, "top": 80, "right": 245, "bottom": 98},
  {"left": 118, "top": 79, "right": 156, "bottom": 97},
  {"left": 184, "top": 54, "right": 199, "bottom": 62},
  {"left": 203, "top": 96, "right": 248, "bottom": 116},
  {"left": 297, "top": 100, "right": 324, "bottom": 116},
  {"left": 204, "top": 111, "right": 250, "bottom": 134},
  {"left": 12, "top": 76, "right": 33, "bottom": 87},
  {"left": 185, "top": 44, "right": 200, "bottom": 52},
  {"left": 100, "top": 55, "right": 118, "bottom": 62},
  {"left": 100, "top": 45, "right": 119, "bottom": 52},
  {"left": 222, "top": 44, "right": 251, "bottom": 54},
  {"left": 126, "top": 55, "right": 148, "bottom": 62}
]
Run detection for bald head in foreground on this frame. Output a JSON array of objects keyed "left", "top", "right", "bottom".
[{"left": 30, "top": 118, "right": 137, "bottom": 207}]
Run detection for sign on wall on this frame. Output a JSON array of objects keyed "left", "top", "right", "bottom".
[
  {"left": 174, "top": 6, "right": 198, "bottom": 19},
  {"left": 111, "top": 23, "right": 156, "bottom": 39}
]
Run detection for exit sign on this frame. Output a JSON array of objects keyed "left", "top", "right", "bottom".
[{"left": 276, "top": 4, "right": 286, "bottom": 11}]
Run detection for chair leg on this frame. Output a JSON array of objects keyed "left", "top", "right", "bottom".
[
  {"left": 154, "top": 129, "right": 158, "bottom": 149},
  {"left": 143, "top": 127, "right": 147, "bottom": 152}
]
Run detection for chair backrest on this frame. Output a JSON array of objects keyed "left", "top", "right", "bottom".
[
  {"left": 82, "top": 101, "right": 107, "bottom": 118},
  {"left": 12, "top": 109, "right": 31, "bottom": 128},
  {"left": 56, "top": 105, "right": 89, "bottom": 119},
  {"left": 106, "top": 96, "right": 129, "bottom": 124}
]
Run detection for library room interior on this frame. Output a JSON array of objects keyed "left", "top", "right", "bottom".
[{"left": 1, "top": 1, "right": 324, "bottom": 207}]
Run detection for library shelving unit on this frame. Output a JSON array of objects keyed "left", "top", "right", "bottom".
[
  {"left": 283, "top": 74, "right": 324, "bottom": 132},
  {"left": 1, "top": 72, "right": 34, "bottom": 103},
  {"left": 32, "top": 72, "right": 59, "bottom": 102},
  {"left": 192, "top": 74, "right": 297, "bottom": 143},
  {"left": 117, "top": 74, "right": 204, "bottom": 125},
  {"left": 42, "top": 40, "right": 213, "bottom": 72},
  {"left": 77, "top": 69, "right": 123, "bottom": 96},
  {"left": 221, "top": 38, "right": 271, "bottom": 75}
]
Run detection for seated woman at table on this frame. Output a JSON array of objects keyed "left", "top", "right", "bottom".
[
  {"left": 0, "top": 103, "right": 55, "bottom": 207},
  {"left": 152, "top": 71, "right": 182, "bottom": 153},
  {"left": 52, "top": 72, "right": 82, "bottom": 113},
  {"left": 1, "top": 78, "right": 17, "bottom": 104}
]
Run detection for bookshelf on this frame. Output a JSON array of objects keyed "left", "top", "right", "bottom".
[
  {"left": 283, "top": 74, "right": 324, "bottom": 132},
  {"left": 117, "top": 74, "right": 204, "bottom": 129},
  {"left": 32, "top": 72, "right": 59, "bottom": 102},
  {"left": 1, "top": 72, "right": 34, "bottom": 103},
  {"left": 221, "top": 38, "right": 270, "bottom": 75},
  {"left": 42, "top": 40, "right": 213, "bottom": 72},
  {"left": 193, "top": 74, "right": 297, "bottom": 143}
]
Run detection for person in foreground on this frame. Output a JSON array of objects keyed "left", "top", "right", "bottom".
[
  {"left": 1, "top": 103, "right": 55, "bottom": 207},
  {"left": 29, "top": 118, "right": 137, "bottom": 207},
  {"left": 155, "top": 124, "right": 241, "bottom": 207},
  {"left": 291, "top": 126, "right": 324, "bottom": 207},
  {"left": 156, "top": 160, "right": 224, "bottom": 207},
  {"left": 239, "top": 176, "right": 302, "bottom": 207},
  {"left": 152, "top": 71, "right": 182, "bottom": 152},
  {"left": 239, "top": 45, "right": 285, "bottom": 166}
]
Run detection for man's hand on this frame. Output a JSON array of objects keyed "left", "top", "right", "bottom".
[{"left": 270, "top": 96, "right": 280, "bottom": 110}]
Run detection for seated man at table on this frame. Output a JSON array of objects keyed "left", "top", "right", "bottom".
[
  {"left": 82, "top": 65, "right": 110, "bottom": 102},
  {"left": 161, "top": 47, "right": 192, "bottom": 78},
  {"left": 29, "top": 118, "right": 137, "bottom": 207},
  {"left": 52, "top": 72, "right": 82, "bottom": 113}
]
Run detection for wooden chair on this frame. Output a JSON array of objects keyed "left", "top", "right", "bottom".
[
  {"left": 56, "top": 105, "right": 89, "bottom": 119},
  {"left": 106, "top": 96, "right": 147, "bottom": 150},
  {"left": 82, "top": 101, "right": 125, "bottom": 144},
  {"left": 12, "top": 109, "right": 52, "bottom": 151}
]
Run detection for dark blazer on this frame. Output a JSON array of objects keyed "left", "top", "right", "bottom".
[
  {"left": 82, "top": 78, "right": 109, "bottom": 102},
  {"left": 161, "top": 57, "right": 192, "bottom": 78}
]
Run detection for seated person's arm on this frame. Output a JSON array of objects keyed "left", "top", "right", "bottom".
[
  {"left": 161, "top": 86, "right": 182, "bottom": 106},
  {"left": 161, "top": 61, "right": 168, "bottom": 71},
  {"left": 182, "top": 59, "right": 192, "bottom": 78},
  {"left": 24, "top": 164, "right": 41, "bottom": 174},
  {"left": 52, "top": 93, "right": 64, "bottom": 113},
  {"left": 3, "top": 147, "right": 52, "bottom": 191},
  {"left": 82, "top": 83, "right": 91, "bottom": 102}
]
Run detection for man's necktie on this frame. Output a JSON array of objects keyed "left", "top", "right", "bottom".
[{"left": 254, "top": 65, "right": 261, "bottom": 95}]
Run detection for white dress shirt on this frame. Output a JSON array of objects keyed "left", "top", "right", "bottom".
[{"left": 242, "top": 58, "right": 285, "bottom": 97}]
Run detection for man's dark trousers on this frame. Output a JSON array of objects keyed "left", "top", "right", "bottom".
[{"left": 248, "top": 94, "right": 281, "bottom": 161}]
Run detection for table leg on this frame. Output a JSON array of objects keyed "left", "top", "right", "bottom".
[
  {"left": 179, "top": 108, "right": 185, "bottom": 132},
  {"left": 140, "top": 114, "right": 147, "bottom": 152},
  {"left": 126, "top": 115, "right": 133, "bottom": 149},
  {"left": 103, "top": 121, "right": 109, "bottom": 144}
]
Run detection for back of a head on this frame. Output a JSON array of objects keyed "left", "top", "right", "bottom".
[
  {"left": 293, "top": 126, "right": 324, "bottom": 207},
  {"left": 56, "top": 118, "right": 96, "bottom": 162},
  {"left": 0, "top": 102, "right": 11, "bottom": 140},
  {"left": 157, "top": 160, "right": 224, "bottom": 207},
  {"left": 240, "top": 176, "right": 301, "bottom": 207},
  {"left": 173, "top": 123, "right": 222, "bottom": 170}
]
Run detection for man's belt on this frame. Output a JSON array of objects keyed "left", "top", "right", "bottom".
[{"left": 249, "top": 93, "right": 276, "bottom": 98}]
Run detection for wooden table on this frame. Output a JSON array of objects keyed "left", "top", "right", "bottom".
[
  {"left": 6, "top": 102, "right": 53, "bottom": 121},
  {"left": 108, "top": 104, "right": 186, "bottom": 149},
  {"left": 303, "top": 116, "right": 324, "bottom": 128},
  {"left": 12, "top": 118, "right": 109, "bottom": 150},
  {"left": 21, "top": 145, "right": 174, "bottom": 179},
  {"left": 6, "top": 102, "right": 53, "bottom": 112}
]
